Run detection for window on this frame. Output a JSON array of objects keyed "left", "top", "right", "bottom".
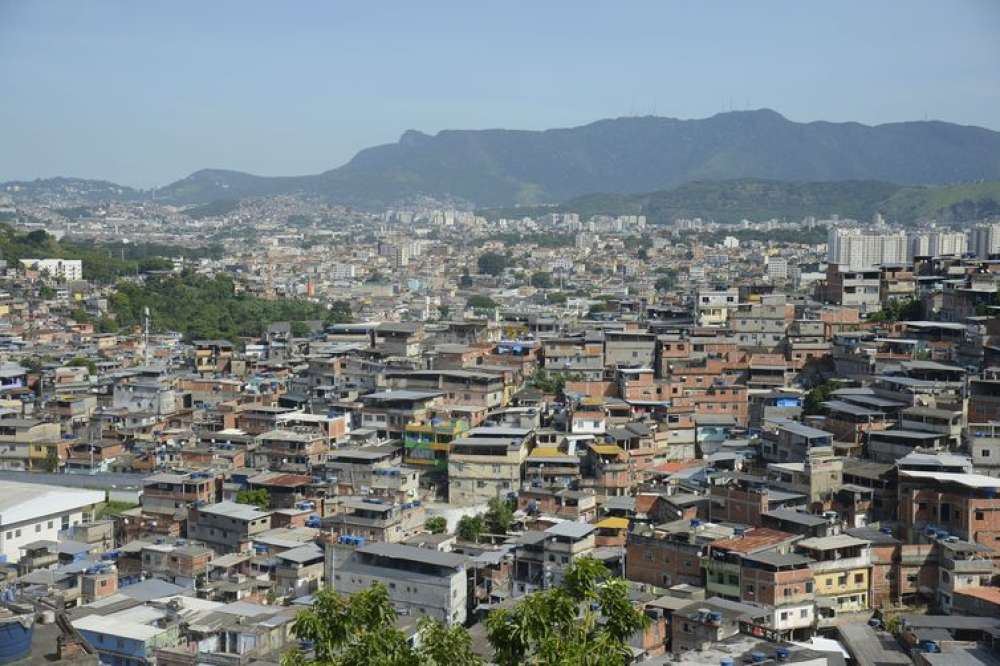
[
  {"left": 4, "top": 531, "right": 11, "bottom": 539},
  {"left": 15, "top": 529, "right": 21, "bottom": 537},
  {"left": 800, "top": 609, "right": 809, "bottom": 618},
  {"left": 976, "top": 511, "right": 985, "bottom": 521},
  {"left": 47, "top": 521, "right": 53, "bottom": 529},
  {"left": 854, "top": 573, "right": 864, "bottom": 584},
  {"left": 837, "top": 575, "right": 847, "bottom": 587},
  {"left": 982, "top": 449, "right": 991, "bottom": 457},
  {"left": 35, "top": 524, "right": 41, "bottom": 533},
  {"left": 780, "top": 612, "right": 789, "bottom": 621}
]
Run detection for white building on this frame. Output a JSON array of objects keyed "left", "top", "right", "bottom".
[
  {"left": 827, "top": 229, "right": 907, "bottom": 270},
  {"left": 971, "top": 223, "right": 1000, "bottom": 259},
  {"left": 330, "top": 264, "right": 357, "bottom": 280},
  {"left": 930, "top": 232, "right": 967, "bottom": 257},
  {"left": 722, "top": 236, "right": 740, "bottom": 249},
  {"left": 908, "top": 231, "right": 968, "bottom": 259},
  {"left": 697, "top": 287, "right": 739, "bottom": 326},
  {"left": 329, "top": 542, "right": 470, "bottom": 625},
  {"left": 766, "top": 257, "right": 788, "bottom": 281},
  {"left": 0, "top": 481, "right": 104, "bottom": 563},
  {"left": 19, "top": 258, "right": 83, "bottom": 281}
]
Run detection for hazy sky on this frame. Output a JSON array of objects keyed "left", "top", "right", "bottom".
[{"left": 2, "top": 1, "right": 999, "bottom": 187}]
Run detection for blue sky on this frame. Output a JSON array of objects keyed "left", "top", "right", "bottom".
[{"left": 1, "top": 1, "right": 998, "bottom": 187}]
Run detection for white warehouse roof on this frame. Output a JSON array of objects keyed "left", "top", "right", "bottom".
[{"left": 0, "top": 481, "right": 105, "bottom": 527}]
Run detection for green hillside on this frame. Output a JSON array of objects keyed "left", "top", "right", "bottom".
[{"left": 482, "top": 179, "right": 1000, "bottom": 226}]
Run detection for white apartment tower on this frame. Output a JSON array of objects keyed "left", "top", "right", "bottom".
[
  {"left": 971, "top": 223, "right": 1000, "bottom": 259},
  {"left": 908, "top": 231, "right": 968, "bottom": 259},
  {"left": 827, "top": 228, "right": 907, "bottom": 270}
]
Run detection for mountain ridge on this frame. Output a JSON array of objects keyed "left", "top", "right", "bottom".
[{"left": 5, "top": 109, "right": 1000, "bottom": 208}]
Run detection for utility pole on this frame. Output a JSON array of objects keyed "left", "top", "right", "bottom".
[{"left": 143, "top": 306, "right": 151, "bottom": 366}]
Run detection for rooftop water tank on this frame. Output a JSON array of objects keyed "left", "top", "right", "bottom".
[{"left": 0, "top": 614, "right": 33, "bottom": 665}]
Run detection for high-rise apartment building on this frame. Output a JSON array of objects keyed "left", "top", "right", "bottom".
[
  {"left": 970, "top": 223, "right": 1000, "bottom": 259},
  {"left": 908, "top": 231, "right": 968, "bottom": 259},
  {"left": 827, "top": 228, "right": 907, "bottom": 270}
]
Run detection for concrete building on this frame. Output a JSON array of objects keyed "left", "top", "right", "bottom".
[
  {"left": 827, "top": 228, "right": 907, "bottom": 270},
  {"left": 188, "top": 501, "right": 272, "bottom": 554},
  {"left": 0, "top": 481, "right": 104, "bottom": 563},
  {"left": 19, "top": 258, "right": 83, "bottom": 280},
  {"left": 448, "top": 426, "right": 533, "bottom": 505},
  {"left": 970, "top": 222, "right": 1000, "bottom": 259},
  {"left": 329, "top": 542, "right": 470, "bottom": 625},
  {"left": 766, "top": 256, "right": 788, "bottom": 281},
  {"left": 696, "top": 287, "right": 739, "bottom": 327}
]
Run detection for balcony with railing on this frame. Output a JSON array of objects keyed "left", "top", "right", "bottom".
[{"left": 808, "top": 553, "right": 871, "bottom": 574}]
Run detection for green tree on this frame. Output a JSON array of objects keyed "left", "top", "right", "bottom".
[
  {"left": 803, "top": 380, "right": 839, "bottom": 415},
  {"left": 109, "top": 271, "right": 331, "bottom": 343},
  {"left": 467, "top": 295, "right": 497, "bottom": 310},
  {"left": 39, "top": 284, "right": 56, "bottom": 299},
  {"left": 587, "top": 301, "right": 610, "bottom": 317},
  {"left": 415, "top": 616, "right": 482, "bottom": 666},
  {"left": 530, "top": 369, "right": 565, "bottom": 396},
  {"left": 290, "top": 320, "right": 312, "bottom": 338},
  {"left": 71, "top": 307, "right": 93, "bottom": 323},
  {"left": 286, "top": 585, "right": 482, "bottom": 666},
  {"left": 42, "top": 446, "right": 60, "bottom": 473},
  {"left": 867, "top": 298, "right": 923, "bottom": 323},
  {"left": 96, "top": 316, "right": 119, "bottom": 333},
  {"left": 477, "top": 252, "right": 507, "bottom": 276},
  {"left": 483, "top": 497, "right": 514, "bottom": 535},
  {"left": 456, "top": 514, "right": 484, "bottom": 542},
  {"left": 485, "top": 557, "right": 648, "bottom": 666},
  {"left": 425, "top": 516, "right": 447, "bottom": 534},
  {"left": 530, "top": 272, "right": 553, "bottom": 289},
  {"left": 67, "top": 356, "right": 97, "bottom": 375},
  {"left": 327, "top": 300, "right": 352, "bottom": 324},
  {"left": 654, "top": 269, "right": 678, "bottom": 292},
  {"left": 236, "top": 488, "right": 270, "bottom": 510}
]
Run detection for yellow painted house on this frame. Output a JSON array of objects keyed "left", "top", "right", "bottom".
[{"left": 796, "top": 534, "right": 872, "bottom": 619}]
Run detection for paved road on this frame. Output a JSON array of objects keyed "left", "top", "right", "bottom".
[{"left": 0, "top": 470, "right": 145, "bottom": 503}]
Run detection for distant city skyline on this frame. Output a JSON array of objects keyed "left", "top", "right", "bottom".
[{"left": 1, "top": 0, "right": 999, "bottom": 187}]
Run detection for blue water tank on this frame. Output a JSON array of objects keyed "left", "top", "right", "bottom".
[
  {"left": 0, "top": 616, "right": 33, "bottom": 664},
  {"left": 720, "top": 659, "right": 734, "bottom": 666},
  {"left": 750, "top": 652, "right": 766, "bottom": 663}
]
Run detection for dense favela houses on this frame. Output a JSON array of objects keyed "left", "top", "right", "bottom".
[{"left": 8, "top": 191, "right": 1000, "bottom": 665}]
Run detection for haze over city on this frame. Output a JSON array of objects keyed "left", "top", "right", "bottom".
[
  {"left": 1, "top": 1, "right": 999, "bottom": 186},
  {"left": 4, "top": 3, "right": 1000, "bottom": 666}
]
